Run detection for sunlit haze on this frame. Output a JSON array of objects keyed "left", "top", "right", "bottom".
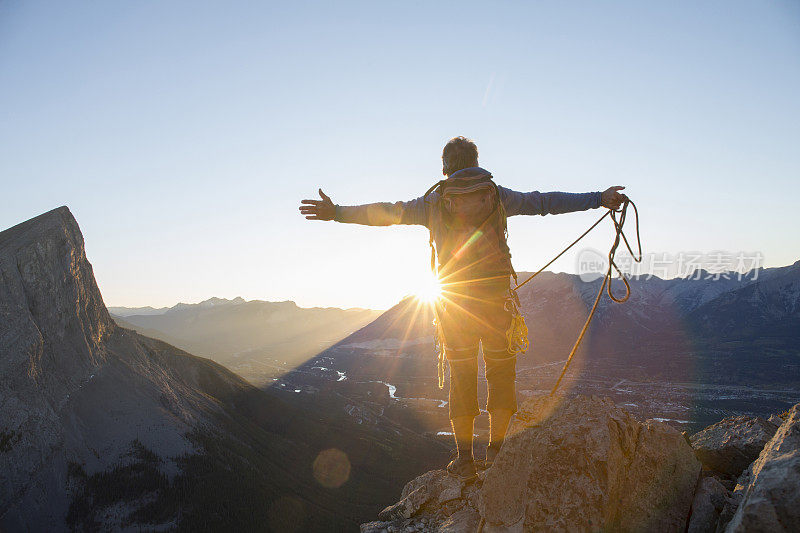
[{"left": 1, "top": 1, "right": 798, "bottom": 309}]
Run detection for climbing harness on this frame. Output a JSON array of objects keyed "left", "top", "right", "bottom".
[
  {"left": 504, "top": 295, "right": 529, "bottom": 355},
  {"left": 511, "top": 197, "right": 642, "bottom": 396}
]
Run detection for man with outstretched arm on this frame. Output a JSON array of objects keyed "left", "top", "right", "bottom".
[{"left": 300, "top": 136, "right": 625, "bottom": 480}]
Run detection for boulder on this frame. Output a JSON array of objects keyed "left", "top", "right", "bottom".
[
  {"left": 689, "top": 415, "right": 778, "bottom": 477},
  {"left": 724, "top": 403, "right": 800, "bottom": 532},
  {"left": 479, "top": 394, "right": 700, "bottom": 532},
  {"left": 361, "top": 394, "right": 704, "bottom": 532},
  {"left": 687, "top": 476, "right": 728, "bottom": 533},
  {"left": 400, "top": 469, "right": 464, "bottom": 505},
  {"left": 437, "top": 505, "right": 481, "bottom": 532},
  {"left": 377, "top": 470, "right": 464, "bottom": 522}
]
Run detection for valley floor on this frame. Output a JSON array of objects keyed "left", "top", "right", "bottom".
[{"left": 271, "top": 347, "right": 800, "bottom": 447}]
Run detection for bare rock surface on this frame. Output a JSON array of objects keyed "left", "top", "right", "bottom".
[
  {"left": 363, "top": 470, "right": 475, "bottom": 532},
  {"left": 689, "top": 415, "right": 778, "bottom": 477},
  {"left": 724, "top": 402, "right": 800, "bottom": 532},
  {"left": 482, "top": 394, "right": 700, "bottom": 532},
  {"left": 768, "top": 414, "right": 783, "bottom": 426},
  {"left": 362, "top": 394, "right": 701, "bottom": 532}
]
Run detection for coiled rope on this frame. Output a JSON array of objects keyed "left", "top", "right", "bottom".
[{"left": 512, "top": 197, "right": 642, "bottom": 396}]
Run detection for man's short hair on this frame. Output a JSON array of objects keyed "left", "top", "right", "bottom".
[{"left": 442, "top": 136, "right": 479, "bottom": 176}]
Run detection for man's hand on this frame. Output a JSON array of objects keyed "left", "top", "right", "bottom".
[
  {"left": 300, "top": 189, "right": 336, "bottom": 221},
  {"left": 601, "top": 186, "right": 626, "bottom": 210}
]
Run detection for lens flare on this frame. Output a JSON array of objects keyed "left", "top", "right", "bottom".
[
  {"left": 415, "top": 275, "right": 443, "bottom": 304},
  {"left": 312, "top": 448, "right": 351, "bottom": 488}
]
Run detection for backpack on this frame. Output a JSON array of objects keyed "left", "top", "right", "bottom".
[{"left": 423, "top": 172, "right": 517, "bottom": 288}]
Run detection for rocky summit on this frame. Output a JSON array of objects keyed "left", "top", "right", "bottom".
[
  {"left": 362, "top": 395, "right": 800, "bottom": 533},
  {"left": 363, "top": 394, "right": 702, "bottom": 532}
]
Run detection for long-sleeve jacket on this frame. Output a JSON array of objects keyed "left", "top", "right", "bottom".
[{"left": 334, "top": 167, "right": 603, "bottom": 227}]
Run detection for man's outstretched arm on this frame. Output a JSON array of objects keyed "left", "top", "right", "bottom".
[
  {"left": 299, "top": 189, "right": 427, "bottom": 226},
  {"left": 499, "top": 186, "right": 626, "bottom": 216}
]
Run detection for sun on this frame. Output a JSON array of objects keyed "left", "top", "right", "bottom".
[{"left": 415, "top": 275, "right": 443, "bottom": 304}]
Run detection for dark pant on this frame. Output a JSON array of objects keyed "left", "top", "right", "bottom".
[{"left": 439, "top": 291, "right": 518, "bottom": 420}]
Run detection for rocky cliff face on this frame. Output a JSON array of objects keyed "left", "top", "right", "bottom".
[
  {"left": 0, "top": 206, "right": 114, "bottom": 390},
  {"left": 0, "top": 207, "right": 235, "bottom": 529}
]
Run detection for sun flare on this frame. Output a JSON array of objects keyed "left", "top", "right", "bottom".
[{"left": 415, "top": 276, "right": 443, "bottom": 304}]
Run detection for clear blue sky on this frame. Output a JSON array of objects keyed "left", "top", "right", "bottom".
[{"left": 1, "top": 1, "right": 798, "bottom": 309}]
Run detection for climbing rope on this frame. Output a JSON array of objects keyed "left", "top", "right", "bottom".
[{"left": 511, "top": 197, "right": 642, "bottom": 396}]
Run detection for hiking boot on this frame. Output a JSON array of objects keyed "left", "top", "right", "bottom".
[
  {"left": 446, "top": 455, "right": 477, "bottom": 481},
  {"left": 483, "top": 442, "right": 502, "bottom": 470}
]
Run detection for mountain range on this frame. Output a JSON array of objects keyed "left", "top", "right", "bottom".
[
  {"left": 110, "top": 297, "right": 380, "bottom": 386},
  {"left": 326, "top": 262, "right": 800, "bottom": 387},
  {"left": 105, "top": 249, "right": 800, "bottom": 443}
]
